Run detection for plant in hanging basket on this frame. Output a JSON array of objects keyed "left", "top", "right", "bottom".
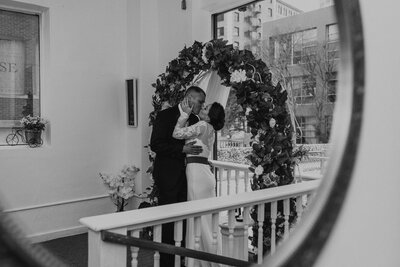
[
  {"left": 20, "top": 115, "right": 47, "bottom": 131},
  {"left": 20, "top": 115, "right": 47, "bottom": 147}
]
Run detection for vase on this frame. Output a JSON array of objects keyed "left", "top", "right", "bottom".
[
  {"left": 25, "top": 130, "right": 42, "bottom": 146},
  {"left": 116, "top": 198, "right": 126, "bottom": 212}
]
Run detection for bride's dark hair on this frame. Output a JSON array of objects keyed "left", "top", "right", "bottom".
[{"left": 208, "top": 102, "right": 225, "bottom": 131}]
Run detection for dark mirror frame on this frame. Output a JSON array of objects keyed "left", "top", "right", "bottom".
[{"left": 0, "top": 0, "right": 364, "bottom": 266}]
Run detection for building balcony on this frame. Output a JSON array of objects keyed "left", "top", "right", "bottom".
[{"left": 249, "top": 18, "right": 261, "bottom": 28}]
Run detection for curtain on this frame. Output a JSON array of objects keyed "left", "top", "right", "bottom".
[{"left": 193, "top": 70, "right": 231, "bottom": 108}]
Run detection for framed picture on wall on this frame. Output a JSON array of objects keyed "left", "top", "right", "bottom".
[{"left": 126, "top": 78, "right": 138, "bottom": 127}]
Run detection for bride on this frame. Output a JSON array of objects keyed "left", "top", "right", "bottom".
[{"left": 173, "top": 97, "right": 225, "bottom": 266}]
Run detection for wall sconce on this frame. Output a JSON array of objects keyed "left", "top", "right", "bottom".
[{"left": 181, "top": 0, "right": 186, "bottom": 10}]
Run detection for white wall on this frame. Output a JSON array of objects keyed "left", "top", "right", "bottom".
[
  {"left": 0, "top": 0, "right": 210, "bottom": 242},
  {"left": 0, "top": 0, "right": 130, "bottom": 241},
  {"left": 315, "top": 1, "right": 400, "bottom": 266}
]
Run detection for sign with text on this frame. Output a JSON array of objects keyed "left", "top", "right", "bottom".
[{"left": 0, "top": 39, "right": 25, "bottom": 95}]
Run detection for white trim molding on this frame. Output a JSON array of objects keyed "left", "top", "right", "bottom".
[{"left": 3, "top": 194, "right": 109, "bottom": 213}]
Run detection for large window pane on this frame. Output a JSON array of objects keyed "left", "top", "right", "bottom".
[
  {"left": 0, "top": 9, "right": 40, "bottom": 125},
  {"left": 213, "top": 0, "right": 338, "bottom": 145}
]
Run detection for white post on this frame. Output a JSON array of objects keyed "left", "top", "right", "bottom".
[
  {"left": 257, "top": 204, "right": 265, "bottom": 264},
  {"left": 130, "top": 229, "right": 140, "bottom": 267},
  {"left": 283, "top": 199, "right": 290, "bottom": 240},
  {"left": 227, "top": 169, "right": 231, "bottom": 195},
  {"left": 212, "top": 213, "right": 219, "bottom": 254},
  {"left": 218, "top": 168, "right": 223, "bottom": 196},
  {"left": 270, "top": 201, "right": 277, "bottom": 255},
  {"left": 235, "top": 170, "right": 239, "bottom": 194},
  {"left": 228, "top": 209, "right": 235, "bottom": 257},
  {"left": 87, "top": 227, "right": 127, "bottom": 267},
  {"left": 243, "top": 206, "right": 251, "bottom": 259},
  {"left": 244, "top": 171, "right": 249, "bottom": 192},
  {"left": 296, "top": 195, "right": 304, "bottom": 223},
  {"left": 174, "top": 221, "right": 183, "bottom": 267},
  {"left": 194, "top": 216, "right": 201, "bottom": 267},
  {"left": 153, "top": 225, "right": 162, "bottom": 267}
]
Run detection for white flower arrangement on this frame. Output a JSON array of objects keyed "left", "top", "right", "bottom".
[
  {"left": 99, "top": 165, "right": 140, "bottom": 212},
  {"left": 245, "top": 107, "right": 252, "bottom": 116},
  {"left": 20, "top": 115, "right": 47, "bottom": 131},
  {"left": 201, "top": 42, "right": 213, "bottom": 64},
  {"left": 230, "top": 69, "right": 247, "bottom": 83},
  {"left": 254, "top": 165, "right": 264, "bottom": 176},
  {"left": 269, "top": 118, "right": 276, "bottom": 128}
]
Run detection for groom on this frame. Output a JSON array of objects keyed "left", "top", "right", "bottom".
[{"left": 150, "top": 86, "right": 206, "bottom": 266}]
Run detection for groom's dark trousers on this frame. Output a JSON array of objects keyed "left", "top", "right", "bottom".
[{"left": 150, "top": 105, "right": 198, "bottom": 267}]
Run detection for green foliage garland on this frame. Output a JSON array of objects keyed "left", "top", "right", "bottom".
[{"left": 146, "top": 39, "right": 306, "bottom": 252}]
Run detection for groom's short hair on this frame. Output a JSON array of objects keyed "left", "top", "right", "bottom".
[{"left": 185, "top": 86, "right": 205, "bottom": 97}]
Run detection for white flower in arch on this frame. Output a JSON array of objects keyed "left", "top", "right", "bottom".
[
  {"left": 230, "top": 69, "right": 247, "bottom": 83},
  {"left": 255, "top": 165, "right": 264, "bottom": 176}
]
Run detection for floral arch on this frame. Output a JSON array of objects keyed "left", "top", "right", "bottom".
[
  {"left": 148, "top": 39, "right": 305, "bottom": 251},
  {"left": 150, "top": 39, "right": 302, "bottom": 187}
]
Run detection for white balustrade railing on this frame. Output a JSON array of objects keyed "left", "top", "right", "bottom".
[
  {"left": 80, "top": 179, "right": 319, "bottom": 267},
  {"left": 210, "top": 160, "right": 322, "bottom": 197},
  {"left": 218, "top": 139, "right": 248, "bottom": 148}
]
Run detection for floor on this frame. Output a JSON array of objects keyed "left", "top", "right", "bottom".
[
  {"left": 40, "top": 233, "right": 154, "bottom": 267},
  {"left": 40, "top": 233, "right": 256, "bottom": 267}
]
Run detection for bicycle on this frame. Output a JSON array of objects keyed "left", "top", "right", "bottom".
[
  {"left": 6, "top": 127, "right": 25, "bottom": 146},
  {"left": 6, "top": 127, "right": 43, "bottom": 148}
]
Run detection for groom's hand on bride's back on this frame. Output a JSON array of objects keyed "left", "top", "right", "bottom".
[{"left": 183, "top": 141, "right": 203, "bottom": 155}]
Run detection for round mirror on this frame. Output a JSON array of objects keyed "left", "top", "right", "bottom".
[{"left": 0, "top": 0, "right": 364, "bottom": 266}]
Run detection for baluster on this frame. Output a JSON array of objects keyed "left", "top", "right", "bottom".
[
  {"left": 187, "top": 218, "right": 195, "bottom": 267},
  {"left": 130, "top": 229, "right": 140, "bottom": 267},
  {"left": 257, "top": 203, "right": 265, "bottom": 264},
  {"left": 270, "top": 201, "right": 277, "bottom": 255},
  {"left": 153, "top": 224, "right": 162, "bottom": 267},
  {"left": 88, "top": 227, "right": 128, "bottom": 267},
  {"left": 227, "top": 169, "right": 231, "bottom": 195},
  {"left": 174, "top": 221, "right": 183, "bottom": 267},
  {"left": 235, "top": 170, "right": 239, "bottom": 194},
  {"left": 228, "top": 209, "right": 235, "bottom": 258},
  {"left": 320, "top": 158, "right": 323, "bottom": 174},
  {"left": 218, "top": 168, "right": 223, "bottom": 196},
  {"left": 243, "top": 206, "right": 251, "bottom": 259},
  {"left": 296, "top": 195, "right": 304, "bottom": 224},
  {"left": 306, "top": 193, "right": 316, "bottom": 206},
  {"left": 234, "top": 169, "right": 241, "bottom": 220},
  {"left": 283, "top": 199, "right": 290, "bottom": 240},
  {"left": 212, "top": 213, "right": 219, "bottom": 254},
  {"left": 194, "top": 216, "right": 201, "bottom": 267},
  {"left": 244, "top": 171, "right": 249, "bottom": 192}
]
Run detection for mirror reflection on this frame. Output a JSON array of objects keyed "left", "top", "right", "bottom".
[
  {"left": 210, "top": 0, "right": 338, "bottom": 260},
  {"left": 0, "top": 0, "right": 339, "bottom": 266}
]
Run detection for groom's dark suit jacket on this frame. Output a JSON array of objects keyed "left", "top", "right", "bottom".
[
  {"left": 150, "top": 104, "right": 198, "bottom": 267},
  {"left": 150, "top": 105, "right": 198, "bottom": 203}
]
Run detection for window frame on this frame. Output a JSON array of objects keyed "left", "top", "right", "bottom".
[
  {"left": 0, "top": 10, "right": 41, "bottom": 128},
  {"left": 233, "top": 26, "right": 240, "bottom": 37},
  {"left": 234, "top": 12, "right": 240, "bottom": 22},
  {"left": 0, "top": 6, "right": 46, "bottom": 147}
]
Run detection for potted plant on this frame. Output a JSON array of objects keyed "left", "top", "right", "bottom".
[
  {"left": 99, "top": 165, "right": 140, "bottom": 212},
  {"left": 20, "top": 115, "right": 47, "bottom": 147}
]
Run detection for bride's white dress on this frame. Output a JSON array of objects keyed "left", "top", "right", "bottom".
[{"left": 173, "top": 113, "right": 221, "bottom": 267}]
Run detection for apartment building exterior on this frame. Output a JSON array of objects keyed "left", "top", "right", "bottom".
[
  {"left": 320, "top": 0, "right": 334, "bottom": 8},
  {"left": 215, "top": 0, "right": 302, "bottom": 55},
  {"left": 262, "top": 6, "right": 339, "bottom": 143}
]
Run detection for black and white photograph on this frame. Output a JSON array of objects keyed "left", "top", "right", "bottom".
[
  {"left": 127, "top": 78, "right": 138, "bottom": 127},
  {"left": 0, "top": 0, "right": 399, "bottom": 267}
]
